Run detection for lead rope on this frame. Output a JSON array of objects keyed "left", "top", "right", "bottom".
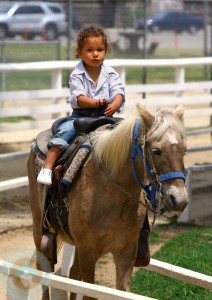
[
  {"left": 140, "top": 131, "right": 158, "bottom": 225},
  {"left": 140, "top": 127, "right": 147, "bottom": 184},
  {"left": 137, "top": 128, "right": 162, "bottom": 226},
  {"left": 145, "top": 144, "right": 164, "bottom": 222}
]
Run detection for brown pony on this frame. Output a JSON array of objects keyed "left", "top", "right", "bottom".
[{"left": 27, "top": 104, "right": 188, "bottom": 300}]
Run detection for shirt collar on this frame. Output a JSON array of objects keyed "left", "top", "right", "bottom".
[{"left": 74, "top": 61, "right": 108, "bottom": 86}]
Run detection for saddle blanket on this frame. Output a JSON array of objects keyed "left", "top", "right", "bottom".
[{"left": 32, "top": 124, "right": 110, "bottom": 186}]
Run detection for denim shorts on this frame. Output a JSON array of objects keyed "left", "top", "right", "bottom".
[{"left": 48, "top": 113, "right": 83, "bottom": 151}]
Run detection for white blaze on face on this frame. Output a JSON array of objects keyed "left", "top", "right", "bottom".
[{"left": 166, "top": 132, "right": 179, "bottom": 144}]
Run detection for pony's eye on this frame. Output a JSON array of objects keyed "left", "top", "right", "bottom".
[{"left": 152, "top": 148, "right": 161, "bottom": 155}]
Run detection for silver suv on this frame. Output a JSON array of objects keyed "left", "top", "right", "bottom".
[{"left": 0, "top": 2, "right": 67, "bottom": 40}]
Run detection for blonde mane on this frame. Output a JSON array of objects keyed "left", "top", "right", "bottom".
[
  {"left": 93, "top": 117, "right": 137, "bottom": 175},
  {"left": 93, "top": 110, "right": 185, "bottom": 175}
]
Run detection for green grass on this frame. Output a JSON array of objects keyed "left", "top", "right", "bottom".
[
  {"left": 0, "top": 116, "right": 34, "bottom": 123},
  {"left": 130, "top": 226, "right": 212, "bottom": 300}
]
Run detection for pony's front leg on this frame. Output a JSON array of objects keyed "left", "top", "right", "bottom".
[
  {"left": 77, "top": 246, "right": 97, "bottom": 300},
  {"left": 113, "top": 244, "right": 137, "bottom": 291}
]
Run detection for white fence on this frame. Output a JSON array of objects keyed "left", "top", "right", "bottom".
[
  {"left": 0, "top": 260, "right": 156, "bottom": 300},
  {"left": 0, "top": 257, "right": 211, "bottom": 300},
  {"left": 1, "top": 57, "right": 212, "bottom": 143}
]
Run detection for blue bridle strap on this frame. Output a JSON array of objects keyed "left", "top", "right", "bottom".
[
  {"left": 159, "top": 171, "right": 185, "bottom": 182},
  {"left": 131, "top": 120, "right": 185, "bottom": 211}
]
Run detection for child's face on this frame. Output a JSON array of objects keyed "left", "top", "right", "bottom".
[{"left": 77, "top": 36, "right": 106, "bottom": 68}]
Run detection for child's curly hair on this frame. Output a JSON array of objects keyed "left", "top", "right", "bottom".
[{"left": 75, "top": 26, "right": 110, "bottom": 58}]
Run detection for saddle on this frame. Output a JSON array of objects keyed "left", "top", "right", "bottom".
[{"left": 36, "top": 116, "right": 123, "bottom": 156}]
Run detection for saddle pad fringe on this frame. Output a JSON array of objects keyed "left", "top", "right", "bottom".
[
  {"left": 62, "top": 139, "right": 91, "bottom": 185},
  {"left": 31, "top": 141, "right": 46, "bottom": 176}
]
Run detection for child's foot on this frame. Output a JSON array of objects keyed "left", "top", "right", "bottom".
[{"left": 37, "top": 168, "right": 52, "bottom": 185}]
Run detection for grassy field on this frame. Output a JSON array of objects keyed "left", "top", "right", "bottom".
[
  {"left": 0, "top": 44, "right": 208, "bottom": 90},
  {"left": 130, "top": 224, "right": 212, "bottom": 300}
]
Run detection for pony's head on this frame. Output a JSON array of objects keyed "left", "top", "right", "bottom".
[
  {"left": 93, "top": 104, "right": 188, "bottom": 214},
  {"left": 137, "top": 104, "right": 188, "bottom": 213}
]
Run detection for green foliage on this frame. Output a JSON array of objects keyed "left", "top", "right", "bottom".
[
  {"left": 149, "top": 229, "right": 160, "bottom": 245},
  {"left": 130, "top": 228, "right": 212, "bottom": 300},
  {"left": 2, "top": 71, "right": 52, "bottom": 91},
  {"left": 0, "top": 116, "right": 33, "bottom": 123}
]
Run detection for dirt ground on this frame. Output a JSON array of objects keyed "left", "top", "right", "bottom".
[{"left": 0, "top": 131, "right": 212, "bottom": 299}]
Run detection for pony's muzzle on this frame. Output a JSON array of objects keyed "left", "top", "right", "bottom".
[{"left": 163, "top": 184, "right": 189, "bottom": 213}]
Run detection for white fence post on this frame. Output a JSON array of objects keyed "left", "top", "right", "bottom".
[
  {"left": 61, "top": 244, "right": 76, "bottom": 277},
  {"left": 175, "top": 66, "right": 185, "bottom": 96},
  {"left": 51, "top": 69, "right": 63, "bottom": 117},
  {"left": 117, "top": 67, "right": 126, "bottom": 86},
  {"left": 61, "top": 244, "right": 83, "bottom": 300}
]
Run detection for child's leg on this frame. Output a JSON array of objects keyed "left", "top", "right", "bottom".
[
  {"left": 37, "top": 145, "right": 62, "bottom": 185},
  {"left": 37, "top": 116, "right": 78, "bottom": 185},
  {"left": 43, "top": 145, "right": 62, "bottom": 169}
]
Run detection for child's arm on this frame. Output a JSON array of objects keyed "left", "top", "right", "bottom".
[
  {"left": 77, "top": 95, "right": 108, "bottom": 108},
  {"left": 104, "top": 94, "right": 123, "bottom": 117}
]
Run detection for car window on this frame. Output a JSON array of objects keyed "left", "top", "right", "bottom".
[
  {"left": 14, "top": 6, "right": 44, "bottom": 15},
  {"left": 167, "top": 13, "right": 178, "bottom": 19},
  {"left": 0, "top": 3, "right": 13, "bottom": 13},
  {"left": 48, "top": 6, "right": 62, "bottom": 14},
  {"left": 152, "top": 12, "right": 167, "bottom": 20}
]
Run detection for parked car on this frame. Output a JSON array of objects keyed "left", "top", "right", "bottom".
[
  {"left": 0, "top": 1, "right": 80, "bottom": 40},
  {"left": 135, "top": 11, "right": 204, "bottom": 34}
]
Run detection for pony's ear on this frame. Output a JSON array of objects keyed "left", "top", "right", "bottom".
[
  {"left": 173, "top": 104, "right": 184, "bottom": 120},
  {"left": 137, "top": 103, "right": 155, "bottom": 128}
]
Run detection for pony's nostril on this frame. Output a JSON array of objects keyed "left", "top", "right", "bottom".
[{"left": 170, "top": 194, "right": 177, "bottom": 208}]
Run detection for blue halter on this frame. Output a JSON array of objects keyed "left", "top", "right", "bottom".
[{"left": 131, "top": 119, "right": 185, "bottom": 211}]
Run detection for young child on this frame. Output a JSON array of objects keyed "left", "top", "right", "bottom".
[{"left": 37, "top": 26, "right": 125, "bottom": 185}]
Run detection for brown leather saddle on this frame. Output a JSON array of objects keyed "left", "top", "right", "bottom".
[{"left": 36, "top": 116, "right": 123, "bottom": 156}]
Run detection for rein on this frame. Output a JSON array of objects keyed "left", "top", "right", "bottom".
[{"left": 131, "top": 119, "right": 185, "bottom": 217}]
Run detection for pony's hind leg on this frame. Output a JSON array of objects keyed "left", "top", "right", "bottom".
[{"left": 113, "top": 244, "right": 137, "bottom": 291}]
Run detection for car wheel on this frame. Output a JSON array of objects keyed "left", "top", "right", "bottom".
[
  {"left": 188, "top": 25, "right": 197, "bottom": 35},
  {"left": 44, "top": 25, "right": 57, "bottom": 40},
  {"left": 0, "top": 25, "right": 8, "bottom": 39},
  {"left": 151, "top": 25, "right": 160, "bottom": 34}
]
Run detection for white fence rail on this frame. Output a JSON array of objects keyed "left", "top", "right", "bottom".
[
  {"left": 0, "top": 258, "right": 211, "bottom": 300},
  {"left": 0, "top": 57, "right": 212, "bottom": 141},
  {"left": 0, "top": 260, "right": 156, "bottom": 300}
]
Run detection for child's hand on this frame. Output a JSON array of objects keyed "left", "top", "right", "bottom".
[
  {"left": 99, "top": 98, "right": 109, "bottom": 106},
  {"left": 104, "top": 103, "right": 116, "bottom": 116}
]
